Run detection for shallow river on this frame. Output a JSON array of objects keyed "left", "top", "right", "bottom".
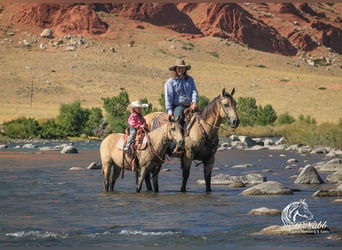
[{"left": 0, "top": 141, "right": 341, "bottom": 247}]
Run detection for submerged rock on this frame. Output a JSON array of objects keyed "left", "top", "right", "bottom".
[
  {"left": 61, "top": 145, "right": 78, "bottom": 154},
  {"left": 241, "top": 181, "right": 293, "bottom": 195},
  {"left": 312, "top": 183, "right": 342, "bottom": 197},
  {"left": 248, "top": 207, "right": 282, "bottom": 216}
]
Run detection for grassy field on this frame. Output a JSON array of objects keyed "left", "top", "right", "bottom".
[{"left": 1, "top": 14, "right": 342, "bottom": 124}]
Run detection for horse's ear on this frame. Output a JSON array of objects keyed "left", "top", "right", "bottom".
[
  {"left": 231, "top": 88, "right": 235, "bottom": 96},
  {"left": 168, "top": 115, "right": 175, "bottom": 122},
  {"left": 221, "top": 88, "right": 226, "bottom": 97}
]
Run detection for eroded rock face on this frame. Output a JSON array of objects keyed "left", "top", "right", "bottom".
[
  {"left": 10, "top": 3, "right": 108, "bottom": 36},
  {"left": 6, "top": 3, "right": 342, "bottom": 55},
  {"left": 200, "top": 3, "right": 297, "bottom": 56}
]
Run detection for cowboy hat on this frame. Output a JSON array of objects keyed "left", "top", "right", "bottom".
[
  {"left": 128, "top": 100, "right": 148, "bottom": 108},
  {"left": 168, "top": 59, "right": 191, "bottom": 71}
]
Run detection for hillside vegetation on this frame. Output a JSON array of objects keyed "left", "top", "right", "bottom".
[{"left": 0, "top": 2, "right": 341, "bottom": 124}]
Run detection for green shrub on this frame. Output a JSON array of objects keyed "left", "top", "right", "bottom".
[
  {"left": 83, "top": 107, "right": 104, "bottom": 136},
  {"left": 40, "top": 120, "right": 65, "bottom": 139},
  {"left": 276, "top": 112, "right": 295, "bottom": 125},
  {"left": 2, "top": 117, "right": 40, "bottom": 139},
  {"left": 256, "top": 104, "right": 277, "bottom": 126},
  {"left": 56, "top": 100, "right": 90, "bottom": 136},
  {"left": 236, "top": 97, "right": 258, "bottom": 126}
]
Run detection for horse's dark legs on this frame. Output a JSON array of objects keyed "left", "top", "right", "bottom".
[
  {"left": 136, "top": 167, "right": 147, "bottom": 193},
  {"left": 203, "top": 158, "right": 214, "bottom": 193},
  {"left": 144, "top": 172, "right": 153, "bottom": 191},
  {"left": 110, "top": 165, "right": 121, "bottom": 192},
  {"left": 151, "top": 165, "right": 162, "bottom": 193},
  {"left": 102, "top": 160, "right": 112, "bottom": 192},
  {"left": 180, "top": 157, "right": 191, "bottom": 192}
]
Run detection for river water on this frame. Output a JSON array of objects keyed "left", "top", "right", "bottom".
[{"left": 0, "top": 141, "right": 341, "bottom": 247}]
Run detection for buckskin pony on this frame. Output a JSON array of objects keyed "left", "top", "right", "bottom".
[
  {"left": 145, "top": 88, "right": 239, "bottom": 193},
  {"left": 100, "top": 116, "right": 184, "bottom": 193}
]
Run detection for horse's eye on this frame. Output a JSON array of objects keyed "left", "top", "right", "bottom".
[
  {"left": 224, "top": 103, "right": 229, "bottom": 107},
  {"left": 170, "top": 127, "right": 176, "bottom": 131}
]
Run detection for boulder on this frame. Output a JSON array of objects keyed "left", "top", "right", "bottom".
[
  {"left": 40, "top": 28, "right": 53, "bottom": 38},
  {"left": 326, "top": 170, "right": 342, "bottom": 183},
  {"left": 22, "top": 143, "right": 37, "bottom": 149},
  {"left": 231, "top": 163, "right": 253, "bottom": 169},
  {"left": 241, "top": 173, "right": 267, "bottom": 185},
  {"left": 69, "top": 167, "right": 84, "bottom": 171},
  {"left": 312, "top": 183, "right": 342, "bottom": 197},
  {"left": 228, "top": 181, "right": 245, "bottom": 188},
  {"left": 61, "top": 145, "right": 78, "bottom": 154},
  {"left": 87, "top": 161, "right": 102, "bottom": 170},
  {"left": 248, "top": 207, "right": 282, "bottom": 216},
  {"left": 241, "top": 181, "right": 293, "bottom": 195},
  {"left": 315, "top": 158, "right": 342, "bottom": 172},
  {"left": 294, "top": 165, "right": 324, "bottom": 184},
  {"left": 197, "top": 173, "right": 266, "bottom": 185}
]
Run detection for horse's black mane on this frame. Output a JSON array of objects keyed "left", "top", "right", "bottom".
[{"left": 200, "top": 93, "right": 231, "bottom": 120}]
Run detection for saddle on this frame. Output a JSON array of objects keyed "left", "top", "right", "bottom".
[{"left": 118, "top": 127, "right": 149, "bottom": 155}]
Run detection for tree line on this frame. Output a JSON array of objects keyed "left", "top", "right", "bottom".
[{"left": 1, "top": 90, "right": 294, "bottom": 139}]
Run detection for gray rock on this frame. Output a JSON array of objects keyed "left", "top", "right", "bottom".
[
  {"left": 231, "top": 163, "right": 253, "bottom": 169},
  {"left": 294, "top": 165, "right": 324, "bottom": 184},
  {"left": 40, "top": 28, "right": 53, "bottom": 38},
  {"left": 87, "top": 161, "right": 102, "bottom": 170},
  {"left": 39, "top": 146, "right": 54, "bottom": 151},
  {"left": 241, "top": 173, "right": 267, "bottom": 185},
  {"left": 248, "top": 207, "right": 282, "bottom": 216},
  {"left": 315, "top": 158, "right": 342, "bottom": 172},
  {"left": 326, "top": 170, "right": 342, "bottom": 183},
  {"left": 197, "top": 173, "right": 266, "bottom": 186},
  {"left": 275, "top": 137, "right": 286, "bottom": 146},
  {"left": 311, "top": 146, "right": 330, "bottom": 154},
  {"left": 241, "top": 181, "right": 293, "bottom": 195},
  {"left": 228, "top": 181, "right": 245, "bottom": 188},
  {"left": 312, "top": 184, "right": 342, "bottom": 197},
  {"left": 69, "top": 167, "right": 84, "bottom": 171},
  {"left": 61, "top": 145, "right": 78, "bottom": 154},
  {"left": 0, "top": 144, "right": 8, "bottom": 149},
  {"left": 245, "top": 145, "right": 267, "bottom": 151},
  {"left": 239, "top": 136, "right": 258, "bottom": 147},
  {"left": 22, "top": 143, "right": 37, "bottom": 149}
]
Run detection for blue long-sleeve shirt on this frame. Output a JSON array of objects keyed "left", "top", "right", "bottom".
[{"left": 164, "top": 76, "right": 198, "bottom": 115}]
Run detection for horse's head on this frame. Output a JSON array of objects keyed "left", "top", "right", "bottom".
[
  {"left": 219, "top": 88, "right": 239, "bottom": 128},
  {"left": 296, "top": 199, "right": 314, "bottom": 222},
  {"left": 167, "top": 116, "right": 184, "bottom": 150}
]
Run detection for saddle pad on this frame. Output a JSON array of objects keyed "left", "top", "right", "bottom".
[
  {"left": 115, "top": 134, "right": 149, "bottom": 150},
  {"left": 151, "top": 113, "right": 168, "bottom": 130}
]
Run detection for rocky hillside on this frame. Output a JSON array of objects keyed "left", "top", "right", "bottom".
[{"left": 2, "top": 2, "right": 341, "bottom": 56}]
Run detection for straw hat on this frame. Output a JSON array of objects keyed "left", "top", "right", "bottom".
[
  {"left": 168, "top": 59, "right": 191, "bottom": 71},
  {"left": 128, "top": 100, "right": 148, "bottom": 108}
]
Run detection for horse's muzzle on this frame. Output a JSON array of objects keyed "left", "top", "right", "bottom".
[
  {"left": 230, "top": 119, "right": 240, "bottom": 128},
  {"left": 175, "top": 140, "right": 184, "bottom": 151}
]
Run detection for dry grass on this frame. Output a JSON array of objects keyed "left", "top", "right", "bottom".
[{"left": 1, "top": 14, "right": 342, "bottom": 124}]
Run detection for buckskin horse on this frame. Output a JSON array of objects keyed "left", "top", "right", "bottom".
[
  {"left": 145, "top": 88, "right": 239, "bottom": 193},
  {"left": 100, "top": 116, "right": 184, "bottom": 193}
]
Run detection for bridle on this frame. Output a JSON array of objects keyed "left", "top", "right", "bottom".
[{"left": 200, "top": 95, "right": 234, "bottom": 131}]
